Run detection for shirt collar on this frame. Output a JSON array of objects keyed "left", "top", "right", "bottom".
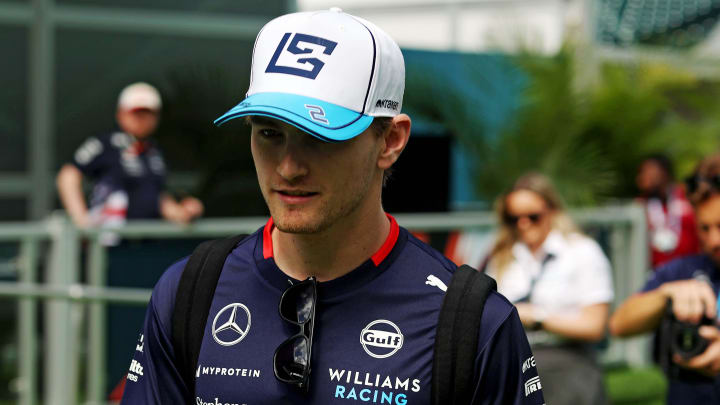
[
  {"left": 262, "top": 214, "right": 399, "bottom": 265},
  {"left": 255, "top": 214, "right": 405, "bottom": 300},
  {"left": 512, "top": 229, "right": 566, "bottom": 262}
]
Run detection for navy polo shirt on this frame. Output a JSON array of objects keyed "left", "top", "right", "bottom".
[
  {"left": 72, "top": 131, "right": 166, "bottom": 219},
  {"left": 642, "top": 254, "right": 720, "bottom": 404},
  {"left": 121, "top": 216, "right": 545, "bottom": 404}
]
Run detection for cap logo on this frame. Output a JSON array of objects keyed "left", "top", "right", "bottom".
[
  {"left": 375, "top": 99, "right": 399, "bottom": 111},
  {"left": 304, "top": 104, "right": 329, "bottom": 124},
  {"left": 266, "top": 33, "right": 338, "bottom": 80}
]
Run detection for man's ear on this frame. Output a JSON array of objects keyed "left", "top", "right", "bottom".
[{"left": 378, "top": 114, "right": 411, "bottom": 171}]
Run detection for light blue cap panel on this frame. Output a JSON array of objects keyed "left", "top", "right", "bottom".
[{"left": 214, "top": 92, "right": 374, "bottom": 142}]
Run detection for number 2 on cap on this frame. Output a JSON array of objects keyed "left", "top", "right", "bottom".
[{"left": 304, "top": 105, "right": 329, "bottom": 125}]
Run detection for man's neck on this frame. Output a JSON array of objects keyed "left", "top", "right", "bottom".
[{"left": 271, "top": 207, "right": 391, "bottom": 282}]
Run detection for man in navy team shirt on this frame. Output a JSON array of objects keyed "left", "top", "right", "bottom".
[
  {"left": 611, "top": 153, "right": 720, "bottom": 404},
  {"left": 57, "top": 82, "right": 204, "bottom": 235},
  {"left": 121, "top": 9, "right": 544, "bottom": 404}
]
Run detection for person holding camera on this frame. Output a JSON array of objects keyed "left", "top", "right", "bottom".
[{"left": 610, "top": 153, "right": 720, "bottom": 404}]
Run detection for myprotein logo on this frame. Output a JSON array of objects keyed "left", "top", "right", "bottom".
[
  {"left": 212, "top": 303, "right": 251, "bottom": 347},
  {"left": 195, "top": 364, "right": 261, "bottom": 379},
  {"left": 266, "top": 33, "right": 338, "bottom": 79},
  {"left": 360, "top": 320, "right": 403, "bottom": 359}
]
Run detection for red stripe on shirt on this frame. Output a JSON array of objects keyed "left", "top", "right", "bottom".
[
  {"left": 263, "top": 218, "right": 274, "bottom": 259},
  {"left": 262, "top": 214, "right": 400, "bottom": 267}
]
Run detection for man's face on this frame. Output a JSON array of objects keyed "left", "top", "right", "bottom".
[
  {"left": 636, "top": 160, "right": 668, "bottom": 197},
  {"left": 696, "top": 194, "right": 720, "bottom": 265},
  {"left": 504, "top": 190, "right": 554, "bottom": 252},
  {"left": 250, "top": 117, "right": 383, "bottom": 234},
  {"left": 116, "top": 108, "right": 159, "bottom": 139}
]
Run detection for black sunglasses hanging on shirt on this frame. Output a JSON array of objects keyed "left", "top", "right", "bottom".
[{"left": 273, "top": 276, "right": 318, "bottom": 392}]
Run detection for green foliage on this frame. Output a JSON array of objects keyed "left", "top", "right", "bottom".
[{"left": 454, "top": 47, "right": 720, "bottom": 206}]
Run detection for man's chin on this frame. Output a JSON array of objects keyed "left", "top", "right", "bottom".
[{"left": 273, "top": 214, "right": 327, "bottom": 235}]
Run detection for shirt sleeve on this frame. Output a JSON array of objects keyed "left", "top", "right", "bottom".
[
  {"left": 641, "top": 260, "right": 680, "bottom": 293},
  {"left": 72, "top": 136, "right": 109, "bottom": 178},
  {"left": 472, "top": 297, "right": 545, "bottom": 405},
  {"left": 120, "top": 260, "right": 189, "bottom": 404},
  {"left": 574, "top": 238, "right": 614, "bottom": 306}
]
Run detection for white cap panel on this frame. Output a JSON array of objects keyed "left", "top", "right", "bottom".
[{"left": 248, "top": 11, "right": 376, "bottom": 113}]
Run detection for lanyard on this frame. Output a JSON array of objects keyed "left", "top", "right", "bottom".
[
  {"left": 646, "top": 189, "right": 682, "bottom": 234},
  {"left": 516, "top": 253, "right": 555, "bottom": 303}
]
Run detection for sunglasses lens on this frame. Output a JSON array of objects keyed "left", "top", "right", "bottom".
[
  {"left": 274, "top": 335, "right": 309, "bottom": 382},
  {"left": 505, "top": 213, "right": 543, "bottom": 225},
  {"left": 685, "top": 176, "right": 698, "bottom": 193},
  {"left": 279, "top": 281, "right": 316, "bottom": 324}
]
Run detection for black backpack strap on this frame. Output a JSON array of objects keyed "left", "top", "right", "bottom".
[
  {"left": 431, "top": 264, "right": 497, "bottom": 405},
  {"left": 172, "top": 234, "right": 247, "bottom": 402}
]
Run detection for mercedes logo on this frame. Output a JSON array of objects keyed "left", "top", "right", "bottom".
[{"left": 212, "top": 303, "right": 251, "bottom": 347}]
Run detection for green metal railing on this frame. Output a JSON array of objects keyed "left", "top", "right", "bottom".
[{"left": 1, "top": 204, "right": 648, "bottom": 404}]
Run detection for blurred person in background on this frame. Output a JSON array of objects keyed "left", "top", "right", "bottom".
[
  {"left": 610, "top": 153, "right": 720, "bottom": 405},
  {"left": 636, "top": 153, "right": 700, "bottom": 269},
  {"left": 485, "top": 172, "right": 613, "bottom": 405},
  {"left": 56, "top": 82, "right": 204, "bottom": 237},
  {"left": 55, "top": 82, "right": 205, "bottom": 399}
]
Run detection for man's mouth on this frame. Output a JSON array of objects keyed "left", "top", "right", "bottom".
[
  {"left": 275, "top": 189, "right": 320, "bottom": 204},
  {"left": 277, "top": 190, "right": 318, "bottom": 197}
]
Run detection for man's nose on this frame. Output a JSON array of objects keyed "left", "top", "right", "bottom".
[
  {"left": 517, "top": 217, "right": 532, "bottom": 230},
  {"left": 276, "top": 144, "right": 309, "bottom": 182}
]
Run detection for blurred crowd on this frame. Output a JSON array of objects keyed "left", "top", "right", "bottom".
[{"left": 443, "top": 152, "right": 720, "bottom": 404}]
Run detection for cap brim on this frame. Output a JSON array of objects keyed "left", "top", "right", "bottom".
[{"left": 214, "top": 92, "right": 373, "bottom": 142}]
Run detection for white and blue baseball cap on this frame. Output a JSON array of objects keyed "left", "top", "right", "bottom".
[{"left": 214, "top": 8, "right": 405, "bottom": 142}]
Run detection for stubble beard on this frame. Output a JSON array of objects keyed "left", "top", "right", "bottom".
[
  {"left": 270, "top": 163, "right": 376, "bottom": 235},
  {"left": 272, "top": 175, "right": 372, "bottom": 235}
]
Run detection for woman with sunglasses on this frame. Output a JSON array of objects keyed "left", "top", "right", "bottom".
[{"left": 485, "top": 172, "right": 614, "bottom": 405}]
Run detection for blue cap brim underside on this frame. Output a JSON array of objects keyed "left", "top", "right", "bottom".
[{"left": 214, "top": 92, "right": 373, "bottom": 142}]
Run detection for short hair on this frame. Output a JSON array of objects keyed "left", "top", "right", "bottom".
[{"left": 688, "top": 153, "right": 720, "bottom": 206}]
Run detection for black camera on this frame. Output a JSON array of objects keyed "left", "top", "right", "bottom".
[{"left": 658, "top": 300, "right": 714, "bottom": 377}]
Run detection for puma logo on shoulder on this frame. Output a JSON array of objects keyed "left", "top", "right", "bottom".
[{"left": 425, "top": 275, "right": 447, "bottom": 292}]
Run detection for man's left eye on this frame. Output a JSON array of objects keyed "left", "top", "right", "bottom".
[{"left": 259, "top": 129, "right": 281, "bottom": 138}]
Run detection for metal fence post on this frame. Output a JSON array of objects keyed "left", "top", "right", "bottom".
[
  {"left": 626, "top": 202, "right": 652, "bottom": 367},
  {"left": 87, "top": 236, "right": 108, "bottom": 404},
  {"left": 44, "top": 214, "right": 81, "bottom": 405},
  {"left": 601, "top": 221, "right": 630, "bottom": 365},
  {"left": 18, "top": 237, "right": 39, "bottom": 405}
]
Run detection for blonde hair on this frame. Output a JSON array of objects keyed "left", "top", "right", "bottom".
[{"left": 488, "top": 172, "right": 579, "bottom": 282}]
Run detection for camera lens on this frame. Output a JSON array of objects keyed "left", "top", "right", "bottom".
[{"left": 672, "top": 323, "right": 709, "bottom": 359}]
